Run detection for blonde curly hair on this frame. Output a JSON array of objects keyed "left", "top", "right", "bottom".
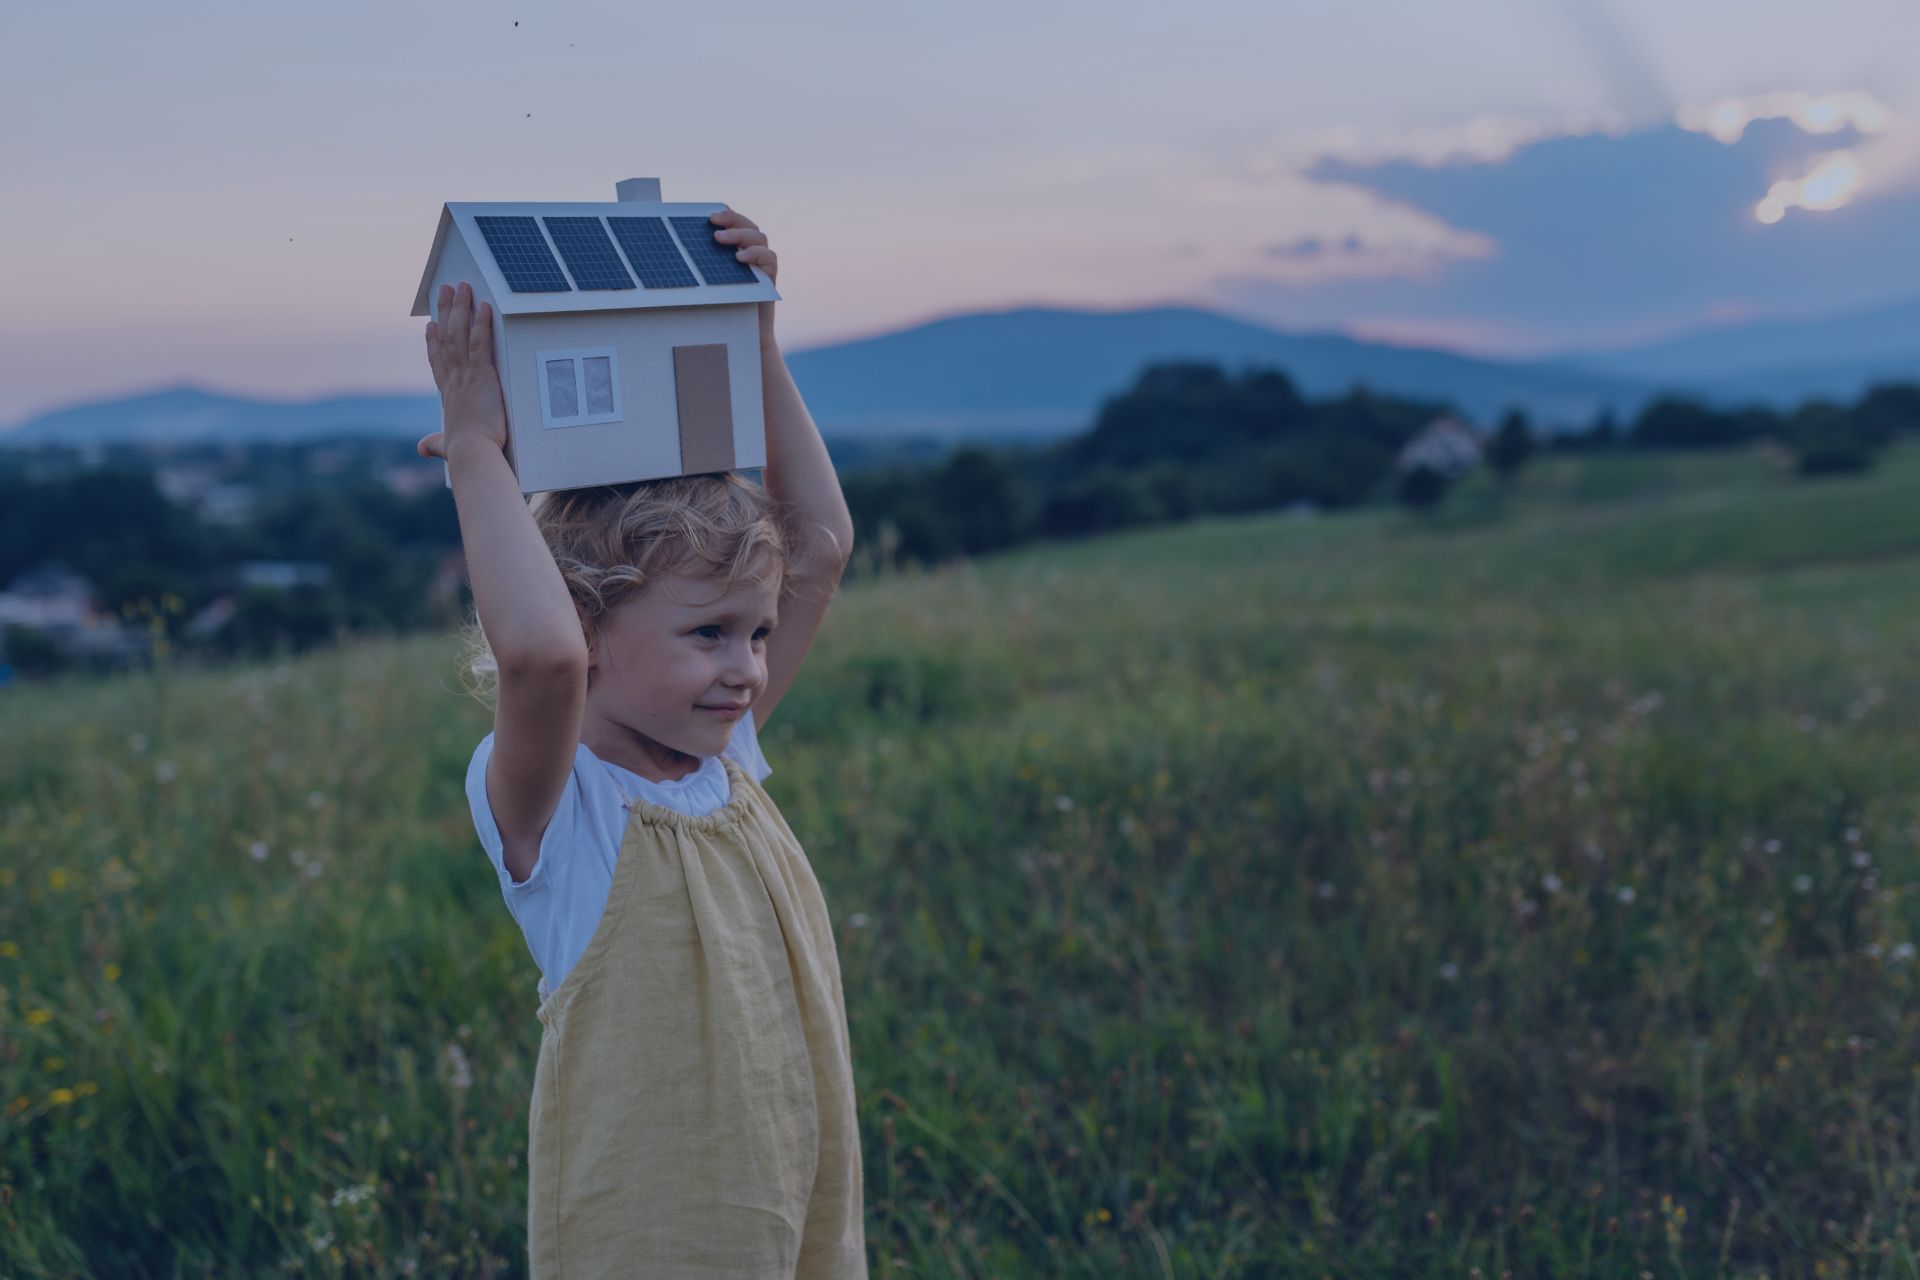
[{"left": 457, "top": 471, "right": 820, "bottom": 708}]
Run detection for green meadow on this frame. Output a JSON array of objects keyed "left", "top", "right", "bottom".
[{"left": 4, "top": 442, "right": 1919, "bottom": 1277}]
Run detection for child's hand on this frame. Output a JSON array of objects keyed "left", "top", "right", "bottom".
[
  {"left": 708, "top": 209, "right": 778, "bottom": 348},
  {"left": 417, "top": 281, "right": 509, "bottom": 462}
]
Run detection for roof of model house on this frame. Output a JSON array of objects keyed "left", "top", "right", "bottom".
[{"left": 409, "top": 177, "right": 780, "bottom": 317}]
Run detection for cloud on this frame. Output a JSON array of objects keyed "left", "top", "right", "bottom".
[{"left": 1206, "top": 105, "right": 1920, "bottom": 353}]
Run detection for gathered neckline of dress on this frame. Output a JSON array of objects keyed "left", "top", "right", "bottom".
[{"left": 607, "top": 754, "right": 753, "bottom": 835}]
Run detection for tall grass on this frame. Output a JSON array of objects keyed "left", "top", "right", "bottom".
[{"left": 3, "top": 443, "right": 1918, "bottom": 1276}]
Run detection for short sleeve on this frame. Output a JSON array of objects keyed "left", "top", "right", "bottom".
[
  {"left": 465, "top": 734, "right": 586, "bottom": 897},
  {"left": 724, "top": 709, "right": 773, "bottom": 783}
]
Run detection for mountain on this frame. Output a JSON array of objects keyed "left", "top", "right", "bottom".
[
  {"left": 1554, "top": 295, "right": 1920, "bottom": 394},
  {"left": 17, "top": 299, "right": 1910, "bottom": 451},
  {"left": 0, "top": 385, "right": 441, "bottom": 449},
  {"left": 780, "top": 305, "right": 1645, "bottom": 436}
]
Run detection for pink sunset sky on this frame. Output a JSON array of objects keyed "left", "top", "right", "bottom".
[{"left": 3, "top": 0, "right": 1917, "bottom": 426}]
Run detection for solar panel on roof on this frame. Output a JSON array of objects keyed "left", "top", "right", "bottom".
[
  {"left": 670, "top": 216, "right": 760, "bottom": 286},
  {"left": 542, "top": 217, "right": 635, "bottom": 291},
  {"left": 606, "top": 217, "right": 698, "bottom": 289},
  {"left": 475, "top": 216, "right": 572, "bottom": 293}
]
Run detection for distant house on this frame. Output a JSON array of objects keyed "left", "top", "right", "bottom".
[
  {"left": 1396, "top": 415, "right": 1485, "bottom": 478},
  {"left": 238, "top": 561, "right": 332, "bottom": 591},
  {"left": 0, "top": 563, "right": 144, "bottom": 666},
  {"left": 156, "top": 463, "right": 255, "bottom": 525},
  {"left": 410, "top": 175, "right": 779, "bottom": 494},
  {"left": 0, "top": 563, "right": 95, "bottom": 631}
]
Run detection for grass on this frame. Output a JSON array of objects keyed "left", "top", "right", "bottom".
[{"left": 3, "top": 442, "right": 1919, "bottom": 1276}]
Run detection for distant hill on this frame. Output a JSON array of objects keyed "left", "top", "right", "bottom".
[
  {"left": 780, "top": 305, "right": 1649, "bottom": 436},
  {"left": 1555, "top": 295, "right": 1920, "bottom": 397},
  {"left": 6, "top": 299, "right": 1912, "bottom": 450},
  {"left": 0, "top": 386, "right": 441, "bottom": 449}
]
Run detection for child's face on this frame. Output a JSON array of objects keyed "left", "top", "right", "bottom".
[{"left": 582, "top": 565, "right": 781, "bottom": 762}]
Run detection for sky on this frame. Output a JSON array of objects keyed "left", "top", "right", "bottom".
[{"left": 3, "top": 0, "right": 1918, "bottom": 426}]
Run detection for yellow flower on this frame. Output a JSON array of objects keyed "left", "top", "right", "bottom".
[
  {"left": 74, "top": 1081, "right": 99, "bottom": 1097},
  {"left": 25, "top": 1008, "right": 52, "bottom": 1027},
  {"left": 0, "top": 941, "right": 17, "bottom": 958},
  {"left": 48, "top": 868, "right": 69, "bottom": 892},
  {"left": 42, "top": 1057, "right": 65, "bottom": 1073},
  {"left": 104, "top": 963, "right": 121, "bottom": 982},
  {"left": 47, "top": 1088, "right": 75, "bottom": 1106}
]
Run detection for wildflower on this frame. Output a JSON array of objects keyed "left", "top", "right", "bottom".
[
  {"left": 307, "top": 790, "right": 326, "bottom": 810},
  {"left": 1763, "top": 838, "right": 1781, "bottom": 854},
  {"left": 444, "top": 1043, "right": 473, "bottom": 1090},
  {"left": 248, "top": 842, "right": 269, "bottom": 862},
  {"left": 47, "top": 1087, "right": 75, "bottom": 1106},
  {"left": 289, "top": 848, "right": 308, "bottom": 867},
  {"left": 104, "top": 963, "right": 120, "bottom": 982},
  {"left": 1317, "top": 881, "right": 1337, "bottom": 899},
  {"left": 1759, "top": 910, "right": 1776, "bottom": 926},
  {"left": 1851, "top": 851, "right": 1872, "bottom": 868},
  {"left": 1793, "top": 874, "right": 1813, "bottom": 893},
  {"left": 48, "top": 868, "right": 69, "bottom": 892},
  {"left": 1541, "top": 873, "right": 1562, "bottom": 894},
  {"left": 155, "top": 761, "right": 178, "bottom": 784},
  {"left": 1053, "top": 794, "right": 1074, "bottom": 812},
  {"left": 329, "top": 1183, "right": 376, "bottom": 1208},
  {"left": 1615, "top": 885, "right": 1636, "bottom": 904},
  {"left": 848, "top": 912, "right": 869, "bottom": 929},
  {"left": 25, "top": 1008, "right": 52, "bottom": 1027},
  {"left": 1439, "top": 962, "right": 1460, "bottom": 981},
  {"left": 305, "top": 860, "right": 324, "bottom": 879},
  {"left": 0, "top": 942, "right": 18, "bottom": 959},
  {"left": 1892, "top": 942, "right": 1916, "bottom": 963},
  {"left": 127, "top": 734, "right": 148, "bottom": 753}
]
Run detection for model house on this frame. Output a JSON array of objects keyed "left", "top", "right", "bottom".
[{"left": 411, "top": 177, "right": 779, "bottom": 494}]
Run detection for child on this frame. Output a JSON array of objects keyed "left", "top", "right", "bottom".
[{"left": 417, "top": 209, "right": 866, "bottom": 1277}]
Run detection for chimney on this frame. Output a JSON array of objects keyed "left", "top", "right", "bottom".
[{"left": 615, "top": 177, "right": 662, "bottom": 202}]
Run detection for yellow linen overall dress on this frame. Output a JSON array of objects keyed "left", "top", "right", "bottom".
[{"left": 526, "top": 753, "right": 867, "bottom": 1278}]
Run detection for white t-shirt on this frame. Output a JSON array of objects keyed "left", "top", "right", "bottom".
[{"left": 465, "top": 711, "right": 774, "bottom": 1000}]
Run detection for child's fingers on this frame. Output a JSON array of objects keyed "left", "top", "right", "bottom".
[
  {"left": 446, "top": 282, "right": 471, "bottom": 347},
  {"left": 468, "top": 301, "right": 493, "bottom": 358}
]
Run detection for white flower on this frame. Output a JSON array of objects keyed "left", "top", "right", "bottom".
[
  {"left": 154, "top": 761, "right": 178, "bottom": 784},
  {"left": 127, "top": 734, "right": 148, "bottom": 753},
  {"left": 1615, "top": 885, "right": 1636, "bottom": 904},
  {"left": 248, "top": 841, "right": 269, "bottom": 862},
  {"left": 1851, "top": 851, "right": 1872, "bottom": 868},
  {"left": 1763, "top": 838, "right": 1781, "bottom": 854},
  {"left": 1053, "top": 794, "right": 1074, "bottom": 812},
  {"left": 1438, "top": 962, "right": 1459, "bottom": 981},
  {"left": 443, "top": 1043, "right": 473, "bottom": 1090},
  {"left": 1759, "top": 909, "right": 1776, "bottom": 926},
  {"left": 1792, "top": 874, "right": 1812, "bottom": 893},
  {"left": 1317, "top": 882, "right": 1337, "bottom": 899},
  {"left": 304, "top": 860, "right": 324, "bottom": 879},
  {"left": 1891, "top": 942, "right": 1916, "bottom": 963},
  {"left": 847, "top": 912, "right": 869, "bottom": 929},
  {"left": 307, "top": 790, "right": 326, "bottom": 810},
  {"left": 1541, "top": 873, "right": 1562, "bottom": 894},
  {"left": 290, "top": 848, "right": 308, "bottom": 867},
  {"left": 329, "top": 1183, "right": 376, "bottom": 1208}
]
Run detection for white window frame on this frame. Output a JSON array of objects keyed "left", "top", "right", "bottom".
[{"left": 536, "top": 346, "right": 623, "bottom": 429}]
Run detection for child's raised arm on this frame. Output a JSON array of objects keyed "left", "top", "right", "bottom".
[{"left": 420, "top": 281, "right": 586, "bottom": 882}]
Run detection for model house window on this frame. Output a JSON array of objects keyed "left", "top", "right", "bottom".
[{"left": 538, "top": 347, "right": 622, "bottom": 428}]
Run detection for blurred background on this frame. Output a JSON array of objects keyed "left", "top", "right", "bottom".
[{"left": 3, "top": 2, "right": 1918, "bottom": 1276}]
